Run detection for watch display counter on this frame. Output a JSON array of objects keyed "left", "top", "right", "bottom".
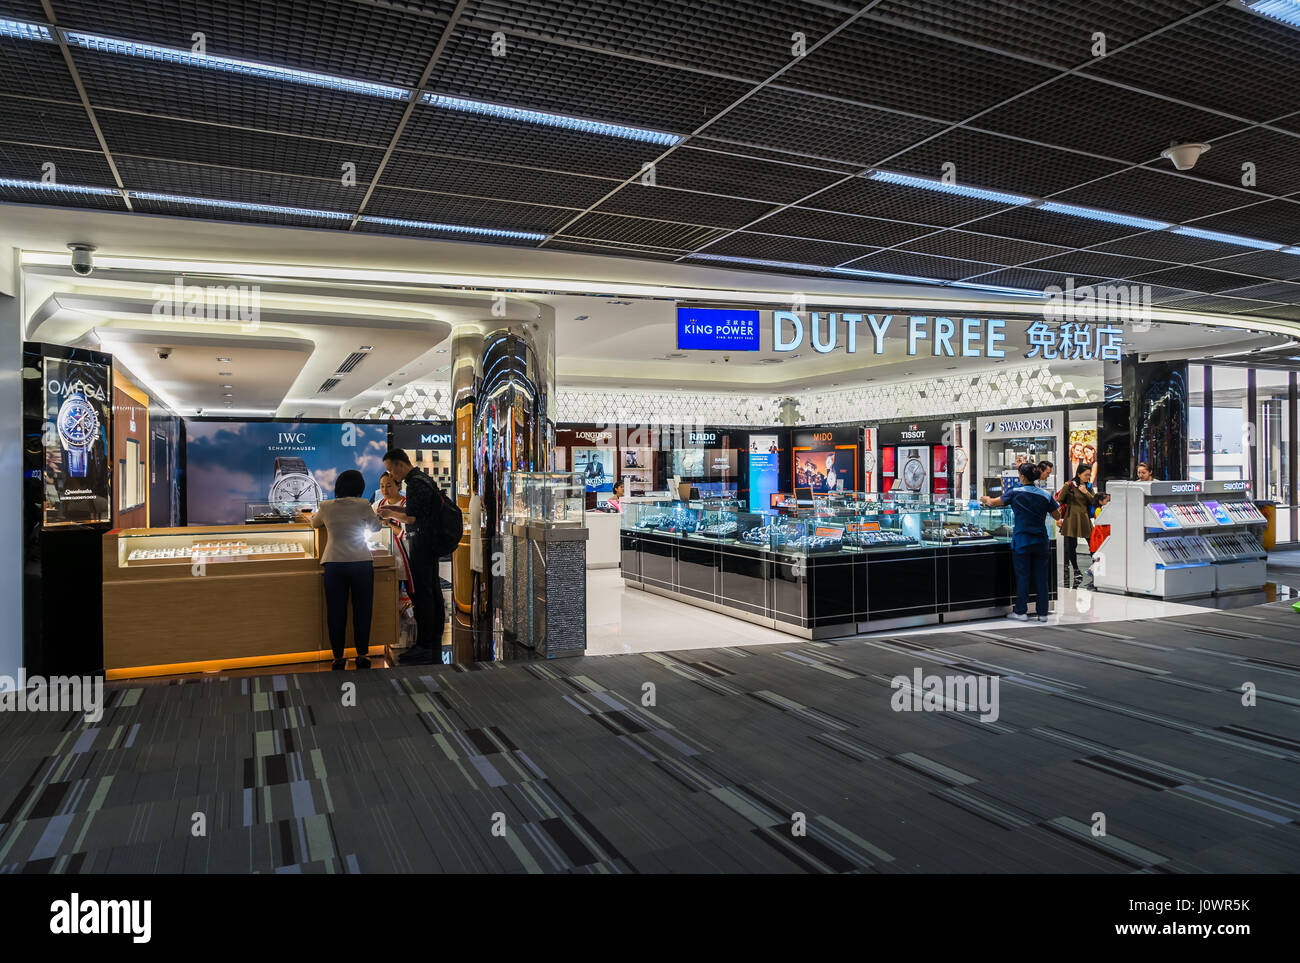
[
  {"left": 1094, "top": 480, "right": 1265, "bottom": 599},
  {"left": 102, "top": 523, "right": 398, "bottom": 678},
  {"left": 621, "top": 497, "right": 1048, "bottom": 637},
  {"left": 500, "top": 472, "right": 588, "bottom": 657}
]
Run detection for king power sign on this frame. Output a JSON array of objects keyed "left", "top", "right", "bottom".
[{"left": 771, "top": 312, "right": 1123, "bottom": 361}]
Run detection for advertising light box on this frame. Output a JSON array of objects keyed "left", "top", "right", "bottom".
[{"left": 677, "top": 306, "right": 761, "bottom": 351}]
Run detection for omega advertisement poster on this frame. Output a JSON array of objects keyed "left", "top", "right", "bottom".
[
  {"left": 184, "top": 420, "right": 389, "bottom": 525},
  {"left": 43, "top": 357, "right": 112, "bottom": 527}
]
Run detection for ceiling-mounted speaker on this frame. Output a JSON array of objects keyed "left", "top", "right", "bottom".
[{"left": 1159, "top": 142, "right": 1210, "bottom": 171}]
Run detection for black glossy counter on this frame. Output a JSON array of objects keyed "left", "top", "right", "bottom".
[{"left": 621, "top": 530, "right": 1056, "bottom": 637}]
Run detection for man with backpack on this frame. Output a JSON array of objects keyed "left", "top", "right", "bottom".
[{"left": 378, "top": 448, "right": 461, "bottom": 666}]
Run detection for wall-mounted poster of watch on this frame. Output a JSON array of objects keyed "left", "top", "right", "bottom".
[
  {"left": 42, "top": 356, "right": 112, "bottom": 527},
  {"left": 931, "top": 444, "right": 949, "bottom": 496},
  {"left": 573, "top": 447, "right": 616, "bottom": 493},
  {"left": 862, "top": 427, "right": 878, "bottom": 493},
  {"left": 184, "top": 420, "right": 389, "bottom": 525}
]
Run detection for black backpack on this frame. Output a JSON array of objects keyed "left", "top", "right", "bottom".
[{"left": 407, "top": 471, "right": 463, "bottom": 559}]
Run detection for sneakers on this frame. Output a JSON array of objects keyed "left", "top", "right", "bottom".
[
  {"left": 1036, "top": 615, "right": 1049, "bottom": 622},
  {"left": 1008, "top": 612, "right": 1029, "bottom": 621}
]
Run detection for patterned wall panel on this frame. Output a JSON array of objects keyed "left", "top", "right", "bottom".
[{"left": 365, "top": 364, "right": 1102, "bottom": 426}]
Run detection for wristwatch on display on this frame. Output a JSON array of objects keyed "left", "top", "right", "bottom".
[
  {"left": 953, "top": 423, "right": 968, "bottom": 496},
  {"left": 903, "top": 448, "right": 927, "bottom": 493},
  {"left": 269, "top": 456, "right": 322, "bottom": 514},
  {"left": 56, "top": 388, "right": 100, "bottom": 478},
  {"left": 863, "top": 449, "right": 876, "bottom": 491}
]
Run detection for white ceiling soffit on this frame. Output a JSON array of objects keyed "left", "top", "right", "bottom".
[{"left": 26, "top": 291, "right": 453, "bottom": 416}]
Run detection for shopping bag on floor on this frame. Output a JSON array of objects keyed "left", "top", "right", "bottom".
[{"left": 1089, "top": 524, "right": 1110, "bottom": 554}]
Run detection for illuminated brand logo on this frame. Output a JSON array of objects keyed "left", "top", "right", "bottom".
[
  {"left": 689, "top": 432, "right": 717, "bottom": 444},
  {"left": 1170, "top": 483, "right": 1201, "bottom": 493},
  {"left": 812, "top": 432, "right": 832, "bottom": 442},
  {"left": 47, "top": 378, "right": 107, "bottom": 402},
  {"left": 899, "top": 424, "right": 926, "bottom": 439},
  {"left": 278, "top": 432, "right": 307, "bottom": 444},
  {"left": 993, "top": 418, "right": 1054, "bottom": 433},
  {"left": 420, "top": 433, "right": 451, "bottom": 445},
  {"left": 773, "top": 312, "right": 1008, "bottom": 359},
  {"left": 1222, "top": 481, "right": 1249, "bottom": 491},
  {"left": 575, "top": 431, "right": 611, "bottom": 443}
]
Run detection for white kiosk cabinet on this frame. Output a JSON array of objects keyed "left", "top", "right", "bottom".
[{"left": 1094, "top": 479, "right": 1265, "bottom": 600}]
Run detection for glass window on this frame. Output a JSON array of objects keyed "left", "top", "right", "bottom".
[
  {"left": 1255, "top": 369, "right": 1291, "bottom": 543},
  {"left": 1209, "top": 366, "right": 1248, "bottom": 481},
  {"left": 1188, "top": 365, "right": 1206, "bottom": 480}
]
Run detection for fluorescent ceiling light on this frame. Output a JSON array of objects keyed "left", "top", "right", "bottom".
[
  {"left": 1036, "top": 201, "right": 1171, "bottom": 231},
  {"left": 687, "top": 253, "right": 829, "bottom": 273},
  {"left": 64, "top": 31, "right": 412, "bottom": 100},
  {"left": 423, "top": 94, "right": 681, "bottom": 145},
  {"left": 0, "top": 177, "right": 118, "bottom": 196},
  {"left": 948, "top": 281, "right": 1044, "bottom": 297},
  {"left": 832, "top": 265, "right": 946, "bottom": 284},
  {"left": 1283, "top": 246, "right": 1300, "bottom": 255},
  {"left": 360, "top": 215, "right": 547, "bottom": 241},
  {"left": 1239, "top": 0, "right": 1300, "bottom": 29},
  {"left": 129, "top": 190, "right": 352, "bottom": 220},
  {"left": 0, "top": 17, "right": 51, "bottom": 41},
  {"left": 867, "top": 170, "right": 1033, "bottom": 206},
  {"left": 1171, "top": 226, "right": 1282, "bottom": 251}
]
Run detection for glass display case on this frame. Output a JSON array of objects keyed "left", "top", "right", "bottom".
[
  {"left": 624, "top": 498, "right": 1012, "bottom": 554},
  {"left": 116, "top": 525, "right": 318, "bottom": 567},
  {"left": 506, "top": 471, "right": 585, "bottom": 527},
  {"left": 245, "top": 500, "right": 317, "bottom": 524}
]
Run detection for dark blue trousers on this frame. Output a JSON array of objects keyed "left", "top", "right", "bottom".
[
  {"left": 323, "top": 560, "right": 374, "bottom": 659},
  {"left": 1012, "top": 540, "right": 1051, "bottom": 617}
]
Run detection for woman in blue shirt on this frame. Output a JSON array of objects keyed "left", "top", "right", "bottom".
[{"left": 980, "top": 462, "right": 1062, "bottom": 622}]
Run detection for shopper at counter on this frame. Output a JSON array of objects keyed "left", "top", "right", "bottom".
[
  {"left": 980, "top": 462, "right": 1062, "bottom": 622},
  {"left": 1136, "top": 462, "right": 1154, "bottom": 482},
  {"left": 1057, "top": 464, "right": 1109, "bottom": 587},
  {"left": 377, "top": 471, "right": 414, "bottom": 618},
  {"left": 309, "top": 470, "right": 381, "bottom": 669},
  {"left": 607, "top": 480, "right": 624, "bottom": 512},
  {"left": 379, "top": 448, "right": 446, "bottom": 666}
]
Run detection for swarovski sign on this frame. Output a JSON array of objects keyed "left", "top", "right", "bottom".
[{"left": 985, "top": 418, "right": 1054, "bottom": 433}]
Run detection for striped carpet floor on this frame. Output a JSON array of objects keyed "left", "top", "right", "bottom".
[{"left": 1, "top": 599, "right": 1298, "bottom": 873}]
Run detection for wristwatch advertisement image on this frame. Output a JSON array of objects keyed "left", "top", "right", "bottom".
[
  {"left": 953, "top": 422, "right": 968, "bottom": 497},
  {"left": 42, "top": 356, "right": 112, "bottom": 527},
  {"left": 902, "top": 448, "right": 928, "bottom": 493},
  {"left": 57, "top": 388, "right": 100, "bottom": 478},
  {"left": 269, "top": 456, "right": 323, "bottom": 514}
]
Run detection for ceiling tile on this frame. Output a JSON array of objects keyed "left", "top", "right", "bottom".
[
  {"left": 364, "top": 187, "right": 576, "bottom": 232},
  {"left": 1051, "top": 167, "right": 1258, "bottom": 222},
  {"left": 752, "top": 207, "right": 934, "bottom": 246},
  {"left": 560, "top": 212, "right": 728, "bottom": 249},
  {"left": 699, "top": 231, "right": 878, "bottom": 266},
  {"left": 383, "top": 151, "right": 614, "bottom": 207},
  {"left": 898, "top": 229, "right": 1068, "bottom": 264},
  {"left": 652, "top": 147, "right": 845, "bottom": 204},
  {"left": 808, "top": 176, "right": 1017, "bottom": 226}
]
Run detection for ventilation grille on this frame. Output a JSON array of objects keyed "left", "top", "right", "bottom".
[
  {"left": 335, "top": 351, "right": 368, "bottom": 374},
  {"left": 317, "top": 377, "right": 342, "bottom": 393}
]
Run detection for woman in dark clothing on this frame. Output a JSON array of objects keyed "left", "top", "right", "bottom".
[
  {"left": 1057, "top": 464, "right": 1109, "bottom": 587},
  {"left": 309, "top": 470, "right": 382, "bottom": 669},
  {"left": 980, "top": 462, "right": 1062, "bottom": 622}
]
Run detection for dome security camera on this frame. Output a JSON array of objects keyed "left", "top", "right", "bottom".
[
  {"left": 67, "top": 242, "right": 96, "bottom": 276},
  {"left": 155, "top": 346, "right": 172, "bottom": 360}
]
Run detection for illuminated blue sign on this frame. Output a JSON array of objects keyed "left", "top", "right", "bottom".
[{"left": 677, "top": 307, "right": 760, "bottom": 351}]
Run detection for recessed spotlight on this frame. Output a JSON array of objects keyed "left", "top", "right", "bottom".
[
  {"left": 219, "top": 371, "right": 232, "bottom": 376},
  {"left": 222, "top": 384, "right": 233, "bottom": 388},
  {"left": 224, "top": 393, "right": 233, "bottom": 397},
  {"left": 574, "top": 315, "right": 590, "bottom": 321},
  {"left": 216, "top": 357, "right": 231, "bottom": 363},
  {"left": 436, "top": 348, "right": 447, "bottom": 354}
]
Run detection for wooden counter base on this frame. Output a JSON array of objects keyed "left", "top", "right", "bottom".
[{"left": 104, "top": 526, "right": 399, "bottom": 678}]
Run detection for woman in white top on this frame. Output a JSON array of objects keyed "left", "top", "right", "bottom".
[{"left": 308, "top": 470, "right": 382, "bottom": 669}]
